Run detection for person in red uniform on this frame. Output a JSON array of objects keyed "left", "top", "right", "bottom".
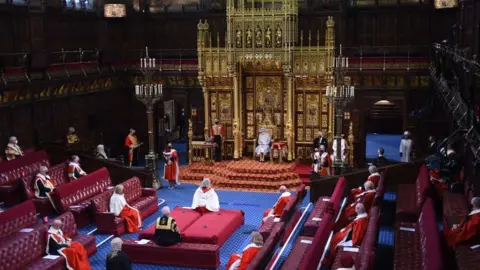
[
  {"left": 47, "top": 219, "right": 91, "bottom": 270},
  {"left": 443, "top": 197, "right": 480, "bottom": 246},
  {"left": 67, "top": 155, "right": 87, "bottom": 181},
  {"left": 110, "top": 184, "right": 142, "bottom": 233},
  {"left": 339, "top": 181, "right": 376, "bottom": 227},
  {"left": 323, "top": 203, "right": 369, "bottom": 266},
  {"left": 350, "top": 166, "right": 380, "bottom": 198},
  {"left": 263, "top": 186, "right": 291, "bottom": 223},
  {"left": 163, "top": 143, "right": 180, "bottom": 189},
  {"left": 125, "top": 128, "right": 141, "bottom": 167},
  {"left": 226, "top": 231, "right": 263, "bottom": 270},
  {"left": 210, "top": 119, "right": 226, "bottom": 162}
]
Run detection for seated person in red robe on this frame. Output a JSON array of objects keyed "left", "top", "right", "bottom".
[
  {"left": 191, "top": 178, "right": 220, "bottom": 214},
  {"left": 443, "top": 197, "right": 480, "bottom": 246},
  {"left": 339, "top": 181, "right": 375, "bottom": 227},
  {"left": 323, "top": 203, "right": 369, "bottom": 265},
  {"left": 226, "top": 231, "right": 263, "bottom": 270},
  {"left": 67, "top": 155, "right": 87, "bottom": 181},
  {"left": 34, "top": 166, "right": 57, "bottom": 211},
  {"left": 47, "top": 219, "right": 91, "bottom": 270},
  {"left": 155, "top": 206, "right": 182, "bottom": 247},
  {"left": 110, "top": 184, "right": 142, "bottom": 233},
  {"left": 350, "top": 166, "right": 380, "bottom": 198},
  {"left": 263, "top": 186, "right": 291, "bottom": 223}
]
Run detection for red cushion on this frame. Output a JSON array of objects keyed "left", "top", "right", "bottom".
[
  {"left": 0, "top": 200, "right": 38, "bottom": 239},
  {"left": 454, "top": 245, "right": 480, "bottom": 270},
  {"left": 395, "top": 184, "right": 418, "bottom": 222},
  {"left": 303, "top": 197, "right": 330, "bottom": 237},
  {"left": 281, "top": 236, "right": 314, "bottom": 269},
  {"left": 248, "top": 222, "right": 284, "bottom": 270},
  {"left": 139, "top": 207, "right": 202, "bottom": 240},
  {"left": 182, "top": 209, "right": 244, "bottom": 246},
  {"left": 0, "top": 228, "right": 47, "bottom": 270},
  {"left": 299, "top": 213, "right": 335, "bottom": 270}
]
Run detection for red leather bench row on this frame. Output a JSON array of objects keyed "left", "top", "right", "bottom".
[
  {"left": 259, "top": 184, "right": 307, "bottom": 240},
  {"left": 0, "top": 150, "right": 51, "bottom": 206},
  {"left": 50, "top": 167, "right": 113, "bottom": 227},
  {"left": 303, "top": 177, "right": 347, "bottom": 236},
  {"left": 248, "top": 222, "right": 285, "bottom": 270},
  {"left": 0, "top": 200, "right": 43, "bottom": 240},
  {"left": 454, "top": 244, "right": 480, "bottom": 270},
  {"left": 0, "top": 211, "right": 96, "bottom": 270},
  {"left": 91, "top": 176, "right": 158, "bottom": 236},
  {"left": 441, "top": 178, "right": 473, "bottom": 232},
  {"left": 396, "top": 164, "right": 430, "bottom": 223},
  {"left": 394, "top": 198, "right": 443, "bottom": 270}
]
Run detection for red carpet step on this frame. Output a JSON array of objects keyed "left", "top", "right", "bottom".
[{"left": 179, "top": 160, "right": 302, "bottom": 192}]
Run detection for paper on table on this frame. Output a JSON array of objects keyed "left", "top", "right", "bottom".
[
  {"left": 300, "top": 239, "right": 312, "bottom": 244},
  {"left": 136, "top": 239, "right": 150, "bottom": 245},
  {"left": 344, "top": 247, "right": 360, "bottom": 253},
  {"left": 106, "top": 186, "right": 114, "bottom": 190},
  {"left": 322, "top": 198, "right": 330, "bottom": 202},
  {"left": 470, "top": 244, "right": 480, "bottom": 250},
  {"left": 69, "top": 205, "right": 82, "bottom": 209},
  {"left": 44, "top": 255, "right": 60, "bottom": 260},
  {"left": 20, "top": 228, "right": 34, "bottom": 233},
  {"left": 312, "top": 217, "right": 322, "bottom": 221},
  {"left": 399, "top": 227, "right": 415, "bottom": 232},
  {"left": 273, "top": 217, "right": 281, "bottom": 222}
]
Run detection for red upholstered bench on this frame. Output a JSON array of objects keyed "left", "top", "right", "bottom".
[
  {"left": 454, "top": 245, "right": 480, "bottom": 270},
  {"left": 122, "top": 239, "right": 220, "bottom": 269},
  {"left": 50, "top": 211, "right": 97, "bottom": 256},
  {"left": 396, "top": 165, "right": 430, "bottom": 223},
  {"left": 139, "top": 207, "right": 201, "bottom": 240},
  {"left": 394, "top": 198, "right": 443, "bottom": 270},
  {"left": 304, "top": 177, "right": 346, "bottom": 236},
  {"left": 50, "top": 167, "right": 112, "bottom": 227},
  {"left": 441, "top": 181, "right": 473, "bottom": 230},
  {"left": 0, "top": 200, "right": 45, "bottom": 240},
  {"left": 280, "top": 236, "right": 314, "bottom": 269},
  {"left": 0, "top": 150, "right": 51, "bottom": 206},
  {"left": 21, "top": 163, "right": 70, "bottom": 217},
  {"left": 91, "top": 177, "right": 158, "bottom": 236},
  {"left": 248, "top": 222, "right": 284, "bottom": 270}
]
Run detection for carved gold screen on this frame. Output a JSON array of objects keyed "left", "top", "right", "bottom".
[{"left": 209, "top": 90, "right": 235, "bottom": 157}]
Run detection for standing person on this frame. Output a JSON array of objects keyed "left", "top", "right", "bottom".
[
  {"left": 106, "top": 238, "right": 132, "bottom": 270},
  {"left": 125, "top": 128, "right": 141, "bottom": 167},
  {"left": 399, "top": 131, "right": 413, "bottom": 162},
  {"left": 210, "top": 119, "right": 225, "bottom": 162},
  {"left": 110, "top": 184, "right": 142, "bottom": 233},
  {"left": 372, "top": 148, "right": 388, "bottom": 166},
  {"left": 96, "top": 144, "right": 108, "bottom": 159},
  {"left": 5, "top": 136, "right": 23, "bottom": 161},
  {"left": 163, "top": 143, "right": 180, "bottom": 189},
  {"left": 428, "top": 136, "right": 438, "bottom": 156},
  {"left": 313, "top": 130, "right": 328, "bottom": 151},
  {"left": 154, "top": 206, "right": 182, "bottom": 246},
  {"left": 67, "top": 155, "right": 87, "bottom": 181}
]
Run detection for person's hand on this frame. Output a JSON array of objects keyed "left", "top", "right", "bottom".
[{"left": 452, "top": 224, "right": 458, "bottom": 229}]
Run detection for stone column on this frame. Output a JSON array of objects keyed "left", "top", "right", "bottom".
[
  {"left": 203, "top": 86, "right": 210, "bottom": 159},
  {"left": 233, "top": 71, "right": 240, "bottom": 159},
  {"left": 286, "top": 73, "right": 294, "bottom": 161}
]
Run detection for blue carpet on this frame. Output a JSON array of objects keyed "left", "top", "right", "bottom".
[
  {"left": 366, "top": 133, "right": 402, "bottom": 162},
  {"left": 373, "top": 192, "right": 397, "bottom": 270}
]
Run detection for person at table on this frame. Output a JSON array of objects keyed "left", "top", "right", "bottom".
[
  {"left": 125, "top": 128, "right": 141, "bottom": 167},
  {"left": 155, "top": 206, "right": 182, "bottom": 246},
  {"left": 372, "top": 148, "right": 388, "bottom": 167},
  {"left": 263, "top": 186, "right": 291, "bottom": 223},
  {"left": 313, "top": 130, "right": 328, "bottom": 151},
  {"left": 106, "top": 237, "right": 132, "bottom": 270},
  {"left": 47, "top": 219, "right": 92, "bottom": 270},
  {"left": 66, "top": 127, "right": 80, "bottom": 145},
  {"left": 110, "top": 184, "right": 142, "bottom": 233},
  {"left": 255, "top": 128, "right": 271, "bottom": 162},
  {"left": 211, "top": 119, "right": 226, "bottom": 162},
  {"left": 226, "top": 231, "right": 264, "bottom": 270},
  {"left": 192, "top": 178, "right": 220, "bottom": 213},
  {"left": 95, "top": 144, "right": 108, "bottom": 159},
  {"left": 163, "top": 143, "right": 180, "bottom": 189},
  {"left": 339, "top": 181, "right": 375, "bottom": 226},
  {"left": 34, "top": 166, "right": 57, "bottom": 209},
  {"left": 5, "top": 136, "right": 23, "bottom": 161},
  {"left": 67, "top": 155, "right": 87, "bottom": 181},
  {"left": 399, "top": 131, "right": 413, "bottom": 162},
  {"left": 322, "top": 203, "right": 369, "bottom": 266},
  {"left": 443, "top": 197, "right": 480, "bottom": 246}
]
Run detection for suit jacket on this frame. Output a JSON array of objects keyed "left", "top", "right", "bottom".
[
  {"left": 428, "top": 141, "right": 438, "bottom": 155},
  {"left": 313, "top": 137, "right": 328, "bottom": 150}
]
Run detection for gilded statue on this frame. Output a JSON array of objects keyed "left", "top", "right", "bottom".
[
  {"left": 255, "top": 27, "right": 262, "bottom": 48},
  {"left": 265, "top": 27, "right": 272, "bottom": 48},
  {"left": 275, "top": 27, "right": 282, "bottom": 47},
  {"left": 236, "top": 29, "right": 242, "bottom": 48},
  {"left": 246, "top": 28, "right": 252, "bottom": 48}
]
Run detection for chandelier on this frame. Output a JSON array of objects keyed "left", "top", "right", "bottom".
[{"left": 326, "top": 44, "right": 354, "bottom": 108}]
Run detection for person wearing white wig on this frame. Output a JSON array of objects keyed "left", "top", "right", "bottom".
[
  {"left": 5, "top": 136, "right": 23, "bottom": 161},
  {"left": 106, "top": 237, "right": 132, "bottom": 270},
  {"left": 192, "top": 178, "right": 220, "bottom": 213},
  {"left": 399, "top": 131, "right": 413, "bottom": 162},
  {"left": 255, "top": 127, "right": 271, "bottom": 162}
]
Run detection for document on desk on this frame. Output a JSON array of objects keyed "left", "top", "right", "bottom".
[
  {"left": 312, "top": 217, "right": 322, "bottom": 221},
  {"left": 300, "top": 239, "right": 312, "bottom": 244},
  {"left": 44, "top": 255, "right": 60, "bottom": 260},
  {"left": 399, "top": 227, "right": 415, "bottom": 232},
  {"left": 344, "top": 247, "right": 360, "bottom": 253},
  {"left": 20, "top": 228, "right": 34, "bottom": 233},
  {"left": 136, "top": 239, "right": 150, "bottom": 245}
]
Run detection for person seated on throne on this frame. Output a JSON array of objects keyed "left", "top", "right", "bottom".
[
  {"left": 255, "top": 128, "right": 271, "bottom": 162},
  {"left": 192, "top": 178, "right": 220, "bottom": 214},
  {"left": 110, "top": 184, "right": 142, "bottom": 233}
]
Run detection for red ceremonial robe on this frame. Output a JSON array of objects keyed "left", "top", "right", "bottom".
[
  {"left": 5, "top": 143, "right": 23, "bottom": 161},
  {"left": 444, "top": 209, "right": 480, "bottom": 246},
  {"left": 340, "top": 190, "right": 376, "bottom": 227},
  {"left": 46, "top": 228, "right": 91, "bottom": 270},
  {"left": 125, "top": 134, "right": 139, "bottom": 166},
  {"left": 110, "top": 193, "right": 142, "bottom": 233},
  {"left": 263, "top": 191, "right": 291, "bottom": 223},
  {"left": 350, "top": 173, "right": 380, "bottom": 198},
  {"left": 163, "top": 149, "right": 180, "bottom": 185},
  {"left": 226, "top": 243, "right": 262, "bottom": 270},
  {"left": 324, "top": 213, "right": 369, "bottom": 265},
  {"left": 34, "top": 173, "right": 57, "bottom": 212},
  {"left": 319, "top": 152, "right": 331, "bottom": 176},
  {"left": 67, "top": 162, "right": 86, "bottom": 181}
]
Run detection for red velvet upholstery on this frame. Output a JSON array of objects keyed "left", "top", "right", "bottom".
[
  {"left": 299, "top": 212, "right": 335, "bottom": 270},
  {"left": 139, "top": 207, "right": 201, "bottom": 240},
  {"left": 441, "top": 179, "right": 472, "bottom": 229},
  {"left": 90, "top": 177, "right": 158, "bottom": 236},
  {"left": 247, "top": 222, "right": 284, "bottom": 270},
  {"left": 396, "top": 165, "right": 430, "bottom": 222},
  {"left": 50, "top": 211, "right": 97, "bottom": 256},
  {"left": 182, "top": 209, "right": 244, "bottom": 246},
  {"left": 50, "top": 167, "right": 112, "bottom": 227},
  {"left": 394, "top": 198, "right": 443, "bottom": 270},
  {"left": 0, "top": 200, "right": 41, "bottom": 240},
  {"left": 454, "top": 245, "right": 480, "bottom": 270},
  {"left": 0, "top": 150, "right": 50, "bottom": 206},
  {"left": 280, "top": 209, "right": 302, "bottom": 246},
  {"left": 304, "top": 177, "right": 346, "bottom": 236},
  {"left": 0, "top": 228, "right": 49, "bottom": 270},
  {"left": 280, "top": 236, "right": 314, "bottom": 270},
  {"left": 122, "top": 239, "right": 220, "bottom": 269}
]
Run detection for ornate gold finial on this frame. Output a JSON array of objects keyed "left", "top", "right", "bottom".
[
  {"left": 326, "top": 16, "right": 335, "bottom": 28},
  {"left": 197, "top": 19, "right": 204, "bottom": 30}
]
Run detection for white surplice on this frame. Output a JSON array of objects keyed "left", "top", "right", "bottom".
[{"left": 191, "top": 187, "right": 220, "bottom": 212}]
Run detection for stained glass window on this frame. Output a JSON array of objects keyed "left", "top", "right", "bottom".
[{"left": 434, "top": 0, "right": 458, "bottom": 9}]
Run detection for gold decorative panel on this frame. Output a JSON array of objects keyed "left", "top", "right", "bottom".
[
  {"left": 411, "top": 76, "right": 419, "bottom": 87},
  {"left": 274, "top": 113, "right": 281, "bottom": 125},
  {"left": 322, "top": 117, "right": 328, "bottom": 128},
  {"left": 397, "top": 76, "right": 405, "bottom": 87},
  {"left": 305, "top": 129, "right": 312, "bottom": 142},
  {"left": 364, "top": 76, "right": 372, "bottom": 86},
  {"left": 255, "top": 76, "right": 282, "bottom": 108},
  {"left": 256, "top": 112, "right": 263, "bottom": 124},
  {"left": 247, "top": 112, "right": 254, "bottom": 125},
  {"left": 247, "top": 126, "right": 254, "bottom": 139},
  {"left": 322, "top": 96, "right": 328, "bottom": 112},
  {"left": 211, "top": 94, "right": 217, "bottom": 110},
  {"left": 305, "top": 94, "right": 319, "bottom": 126},
  {"left": 246, "top": 77, "right": 253, "bottom": 89},
  {"left": 297, "top": 114, "right": 304, "bottom": 127},
  {"left": 219, "top": 93, "right": 232, "bottom": 121},
  {"left": 211, "top": 112, "right": 217, "bottom": 121},
  {"left": 420, "top": 76, "right": 429, "bottom": 87},
  {"left": 247, "top": 94, "right": 254, "bottom": 110},
  {"left": 297, "top": 94, "right": 304, "bottom": 112},
  {"left": 297, "top": 128, "right": 304, "bottom": 141}
]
